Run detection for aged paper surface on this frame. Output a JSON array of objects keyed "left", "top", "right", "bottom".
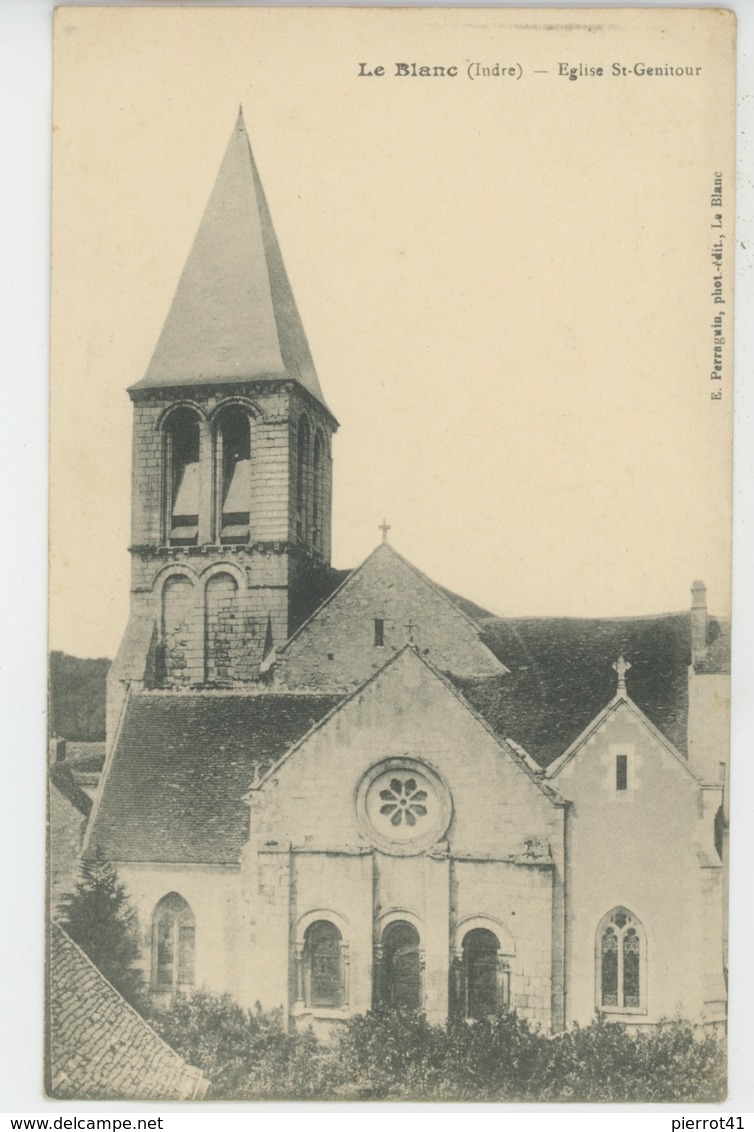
[{"left": 48, "top": 7, "right": 735, "bottom": 1103}]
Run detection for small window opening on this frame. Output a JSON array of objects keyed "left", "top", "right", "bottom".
[
  {"left": 616, "top": 754, "right": 628, "bottom": 791},
  {"left": 218, "top": 409, "right": 251, "bottom": 544},
  {"left": 167, "top": 409, "right": 200, "bottom": 545},
  {"left": 714, "top": 805, "right": 725, "bottom": 860},
  {"left": 374, "top": 618, "right": 385, "bottom": 647}
]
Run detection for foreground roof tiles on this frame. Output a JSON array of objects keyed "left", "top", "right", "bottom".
[{"left": 48, "top": 923, "right": 209, "bottom": 1100}]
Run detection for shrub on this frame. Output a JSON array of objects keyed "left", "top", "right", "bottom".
[{"left": 143, "top": 994, "right": 726, "bottom": 1103}]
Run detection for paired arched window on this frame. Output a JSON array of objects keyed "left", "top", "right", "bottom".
[
  {"left": 215, "top": 407, "right": 251, "bottom": 544},
  {"left": 164, "top": 409, "right": 201, "bottom": 545},
  {"left": 598, "top": 907, "right": 645, "bottom": 1011},
  {"left": 161, "top": 404, "right": 328, "bottom": 551},
  {"left": 152, "top": 893, "right": 195, "bottom": 991},
  {"left": 377, "top": 920, "right": 423, "bottom": 1009}
]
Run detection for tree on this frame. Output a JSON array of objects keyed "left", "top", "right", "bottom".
[{"left": 57, "top": 849, "right": 145, "bottom": 1009}]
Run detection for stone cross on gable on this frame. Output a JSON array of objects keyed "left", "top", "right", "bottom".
[
  {"left": 405, "top": 618, "right": 416, "bottom": 642},
  {"left": 379, "top": 519, "right": 391, "bottom": 544},
  {"left": 613, "top": 654, "right": 632, "bottom": 692}
]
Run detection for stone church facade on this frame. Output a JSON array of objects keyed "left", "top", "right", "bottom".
[{"left": 83, "top": 112, "right": 729, "bottom": 1036}]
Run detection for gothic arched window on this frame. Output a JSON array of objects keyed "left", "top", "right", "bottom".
[
  {"left": 152, "top": 893, "right": 195, "bottom": 991},
  {"left": 304, "top": 920, "right": 344, "bottom": 1009},
  {"left": 597, "top": 907, "right": 645, "bottom": 1012},
  {"left": 215, "top": 407, "right": 251, "bottom": 544},
  {"left": 379, "top": 920, "right": 423, "bottom": 1010},
  {"left": 296, "top": 417, "right": 310, "bottom": 544},
  {"left": 164, "top": 408, "right": 200, "bottom": 545}
]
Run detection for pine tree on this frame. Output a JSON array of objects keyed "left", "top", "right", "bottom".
[{"left": 57, "top": 848, "right": 145, "bottom": 1009}]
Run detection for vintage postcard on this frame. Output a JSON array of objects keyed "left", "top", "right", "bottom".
[{"left": 47, "top": 6, "right": 735, "bottom": 1103}]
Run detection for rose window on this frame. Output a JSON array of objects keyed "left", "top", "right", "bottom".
[
  {"left": 356, "top": 758, "right": 452, "bottom": 854},
  {"left": 378, "top": 777, "right": 429, "bottom": 827}
]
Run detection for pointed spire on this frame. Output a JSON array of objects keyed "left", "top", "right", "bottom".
[{"left": 132, "top": 111, "right": 330, "bottom": 411}]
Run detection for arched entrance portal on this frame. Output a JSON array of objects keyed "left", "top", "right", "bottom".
[
  {"left": 451, "top": 924, "right": 512, "bottom": 1019},
  {"left": 464, "top": 928, "right": 503, "bottom": 1019},
  {"left": 380, "top": 920, "right": 422, "bottom": 1009}
]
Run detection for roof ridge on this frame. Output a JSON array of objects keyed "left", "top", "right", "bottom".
[{"left": 275, "top": 541, "right": 507, "bottom": 674}]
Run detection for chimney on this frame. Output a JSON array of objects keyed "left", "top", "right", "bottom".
[{"left": 690, "top": 580, "right": 708, "bottom": 666}]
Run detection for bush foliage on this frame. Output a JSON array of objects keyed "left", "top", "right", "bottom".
[
  {"left": 146, "top": 994, "right": 726, "bottom": 1103},
  {"left": 147, "top": 992, "right": 336, "bottom": 1100}
]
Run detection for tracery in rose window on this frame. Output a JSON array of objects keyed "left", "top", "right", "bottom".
[{"left": 378, "top": 777, "right": 429, "bottom": 827}]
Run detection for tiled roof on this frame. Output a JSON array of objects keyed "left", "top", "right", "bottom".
[
  {"left": 452, "top": 612, "right": 695, "bottom": 767},
  {"left": 86, "top": 692, "right": 342, "bottom": 864},
  {"left": 48, "top": 777, "right": 88, "bottom": 915},
  {"left": 49, "top": 762, "right": 92, "bottom": 817},
  {"left": 48, "top": 923, "right": 209, "bottom": 1100}
]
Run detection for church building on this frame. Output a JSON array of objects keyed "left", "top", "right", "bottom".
[{"left": 82, "top": 111, "right": 729, "bottom": 1035}]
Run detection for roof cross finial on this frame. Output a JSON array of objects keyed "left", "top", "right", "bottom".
[
  {"left": 379, "top": 518, "right": 391, "bottom": 544},
  {"left": 405, "top": 617, "right": 416, "bottom": 643},
  {"left": 613, "top": 654, "right": 631, "bottom": 693}
]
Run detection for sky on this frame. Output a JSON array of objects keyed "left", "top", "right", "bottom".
[{"left": 49, "top": 6, "right": 735, "bottom": 658}]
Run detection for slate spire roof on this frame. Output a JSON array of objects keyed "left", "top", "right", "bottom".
[{"left": 132, "top": 109, "right": 329, "bottom": 409}]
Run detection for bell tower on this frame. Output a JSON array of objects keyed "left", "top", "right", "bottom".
[{"left": 109, "top": 110, "right": 337, "bottom": 721}]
